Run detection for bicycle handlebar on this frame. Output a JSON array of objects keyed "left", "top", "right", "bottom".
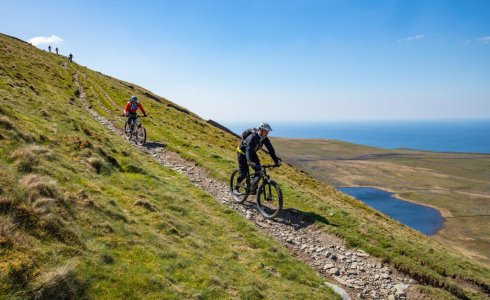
[{"left": 122, "top": 114, "right": 148, "bottom": 118}]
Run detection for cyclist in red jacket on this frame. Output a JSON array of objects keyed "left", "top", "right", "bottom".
[{"left": 123, "top": 96, "right": 147, "bottom": 131}]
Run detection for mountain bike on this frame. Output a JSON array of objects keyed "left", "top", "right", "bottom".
[
  {"left": 229, "top": 164, "right": 283, "bottom": 219},
  {"left": 124, "top": 115, "right": 146, "bottom": 146}
]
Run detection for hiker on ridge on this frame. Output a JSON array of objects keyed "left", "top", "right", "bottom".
[
  {"left": 55, "top": 47, "right": 59, "bottom": 54},
  {"left": 48, "top": 45, "right": 51, "bottom": 52},
  {"left": 234, "top": 122, "right": 281, "bottom": 194}
]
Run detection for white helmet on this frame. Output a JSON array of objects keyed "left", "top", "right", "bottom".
[{"left": 258, "top": 122, "right": 272, "bottom": 131}]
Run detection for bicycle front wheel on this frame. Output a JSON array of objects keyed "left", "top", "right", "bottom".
[
  {"left": 256, "top": 180, "right": 283, "bottom": 219},
  {"left": 124, "top": 121, "right": 132, "bottom": 140},
  {"left": 135, "top": 125, "right": 146, "bottom": 146},
  {"left": 229, "top": 170, "right": 248, "bottom": 204}
]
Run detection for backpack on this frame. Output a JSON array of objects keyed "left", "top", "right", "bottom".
[{"left": 241, "top": 128, "right": 256, "bottom": 141}]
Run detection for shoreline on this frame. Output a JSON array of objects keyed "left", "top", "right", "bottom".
[
  {"left": 337, "top": 185, "right": 453, "bottom": 218},
  {"left": 337, "top": 185, "right": 451, "bottom": 237}
]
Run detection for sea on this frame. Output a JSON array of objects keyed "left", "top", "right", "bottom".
[{"left": 223, "top": 119, "right": 490, "bottom": 153}]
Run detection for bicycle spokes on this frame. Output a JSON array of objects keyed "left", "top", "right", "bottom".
[
  {"left": 229, "top": 170, "right": 249, "bottom": 203},
  {"left": 256, "top": 181, "right": 283, "bottom": 219}
]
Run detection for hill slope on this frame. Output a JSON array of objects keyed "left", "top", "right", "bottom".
[
  {"left": 0, "top": 33, "right": 337, "bottom": 299},
  {"left": 1, "top": 33, "right": 489, "bottom": 299}
]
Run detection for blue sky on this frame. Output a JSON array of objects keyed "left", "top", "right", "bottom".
[{"left": 1, "top": 0, "right": 489, "bottom": 122}]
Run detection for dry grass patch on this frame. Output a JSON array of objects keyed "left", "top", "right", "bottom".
[
  {"left": 0, "top": 115, "right": 16, "bottom": 130},
  {"left": 19, "top": 174, "right": 59, "bottom": 202},
  {"left": 31, "top": 263, "right": 86, "bottom": 299},
  {"left": 0, "top": 175, "right": 79, "bottom": 243},
  {"left": 0, "top": 196, "right": 15, "bottom": 213},
  {"left": 10, "top": 145, "right": 55, "bottom": 173},
  {"left": 133, "top": 199, "right": 157, "bottom": 212},
  {"left": 87, "top": 157, "right": 104, "bottom": 173},
  {"left": 0, "top": 216, "right": 17, "bottom": 248},
  {"left": 0, "top": 252, "right": 37, "bottom": 289}
]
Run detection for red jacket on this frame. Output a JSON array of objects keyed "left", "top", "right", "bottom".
[{"left": 124, "top": 101, "right": 146, "bottom": 115}]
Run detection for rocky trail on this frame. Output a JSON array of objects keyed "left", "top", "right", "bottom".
[{"left": 74, "top": 72, "right": 420, "bottom": 300}]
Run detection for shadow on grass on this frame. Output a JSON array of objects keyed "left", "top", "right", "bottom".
[{"left": 276, "top": 208, "right": 338, "bottom": 229}]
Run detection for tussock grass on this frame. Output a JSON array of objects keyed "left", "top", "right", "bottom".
[
  {"left": 87, "top": 157, "right": 105, "bottom": 174},
  {"left": 0, "top": 216, "right": 17, "bottom": 248},
  {"left": 0, "top": 173, "right": 78, "bottom": 245},
  {"left": 2, "top": 253, "right": 37, "bottom": 289},
  {"left": 133, "top": 199, "right": 157, "bottom": 212},
  {"left": 19, "top": 174, "right": 59, "bottom": 201},
  {"left": 0, "top": 115, "right": 16, "bottom": 130},
  {"left": 124, "top": 164, "right": 146, "bottom": 174},
  {"left": 31, "top": 264, "right": 87, "bottom": 300},
  {"left": 10, "top": 145, "right": 55, "bottom": 173}
]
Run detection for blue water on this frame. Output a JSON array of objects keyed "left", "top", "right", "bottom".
[
  {"left": 338, "top": 187, "right": 444, "bottom": 235},
  {"left": 224, "top": 120, "right": 490, "bottom": 153}
]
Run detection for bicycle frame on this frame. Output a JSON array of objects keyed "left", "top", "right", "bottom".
[
  {"left": 248, "top": 164, "right": 275, "bottom": 192},
  {"left": 127, "top": 115, "right": 142, "bottom": 129}
]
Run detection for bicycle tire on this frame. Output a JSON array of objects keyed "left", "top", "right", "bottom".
[
  {"left": 135, "top": 125, "right": 146, "bottom": 145},
  {"left": 124, "top": 121, "right": 132, "bottom": 140},
  {"left": 229, "top": 169, "right": 248, "bottom": 204},
  {"left": 256, "top": 180, "right": 283, "bottom": 219}
]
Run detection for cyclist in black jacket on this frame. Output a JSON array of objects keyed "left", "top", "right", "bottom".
[{"left": 235, "top": 122, "right": 281, "bottom": 194}]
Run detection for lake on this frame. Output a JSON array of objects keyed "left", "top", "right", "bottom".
[
  {"left": 223, "top": 120, "right": 490, "bottom": 153},
  {"left": 338, "top": 187, "right": 444, "bottom": 236}
]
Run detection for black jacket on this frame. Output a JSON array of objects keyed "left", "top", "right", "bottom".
[{"left": 239, "top": 132, "right": 279, "bottom": 166}]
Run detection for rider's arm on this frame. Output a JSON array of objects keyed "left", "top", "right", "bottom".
[
  {"left": 123, "top": 102, "right": 130, "bottom": 115},
  {"left": 263, "top": 137, "right": 280, "bottom": 164},
  {"left": 138, "top": 103, "right": 147, "bottom": 116},
  {"left": 245, "top": 135, "right": 261, "bottom": 170}
]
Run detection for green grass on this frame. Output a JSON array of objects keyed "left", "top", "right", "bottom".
[
  {"left": 0, "top": 33, "right": 337, "bottom": 299},
  {"left": 1, "top": 32, "right": 490, "bottom": 299}
]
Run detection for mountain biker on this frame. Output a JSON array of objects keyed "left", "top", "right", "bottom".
[
  {"left": 235, "top": 122, "right": 281, "bottom": 194},
  {"left": 123, "top": 96, "right": 147, "bottom": 131}
]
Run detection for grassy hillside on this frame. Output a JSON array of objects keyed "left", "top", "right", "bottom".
[
  {"left": 1, "top": 33, "right": 489, "bottom": 299},
  {"left": 0, "top": 34, "right": 337, "bottom": 299},
  {"left": 271, "top": 138, "right": 490, "bottom": 267}
]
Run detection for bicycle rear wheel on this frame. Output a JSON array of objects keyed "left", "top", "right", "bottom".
[
  {"left": 135, "top": 125, "right": 146, "bottom": 145},
  {"left": 256, "top": 180, "right": 283, "bottom": 219},
  {"left": 229, "top": 170, "right": 248, "bottom": 204}
]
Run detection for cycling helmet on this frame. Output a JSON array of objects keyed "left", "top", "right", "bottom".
[
  {"left": 130, "top": 95, "right": 139, "bottom": 103},
  {"left": 258, "top": 122, "right": 272, "bottom": 131}
]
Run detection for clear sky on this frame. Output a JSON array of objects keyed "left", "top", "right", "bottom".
[{"left": 1, "top": 0, "right": 489, "bottom": 122}]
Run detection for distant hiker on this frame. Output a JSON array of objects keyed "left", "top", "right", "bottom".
[
  {"left": 55, "top": 47, "right": 59, "bottom": 54},
  {"left": 48, "top": 45, "right": 51, "bottom": 52},
  {"left": 68, "top": 53, "right": 73, "bottom": 62},
  {"left": 234, "top": 122, "right": 281, "bottom": 194},
  {"left": 123, "top": 96, "right": 147, "bottom": 130}
]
